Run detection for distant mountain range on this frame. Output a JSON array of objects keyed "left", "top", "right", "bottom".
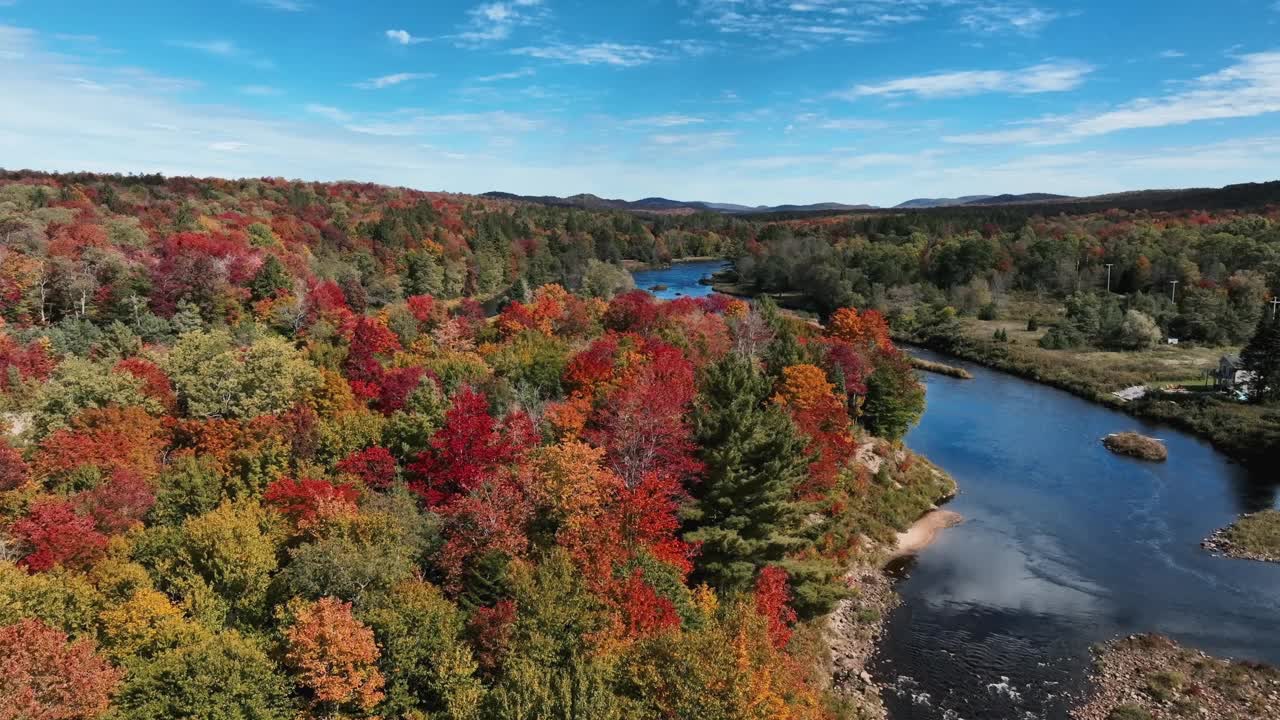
[
  {"left": 481, "top": 191, "right": 875, "bottom": 215},
  {"left": 484, "top": 182, "right": 1280, "bottom": 217},
  {"left": 894, "top": 193, "right": 1076, "bottom": 208}
]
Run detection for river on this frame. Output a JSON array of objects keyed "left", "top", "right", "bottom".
[
  {"left": 630, "top": 260, "right": 727, "bottom": 300},
  {"left": 877, "top": 349, "right": 1280, "bottom": 720},
  {"left": 628, "top": 262, "right": 1280, "bottom": 720}
]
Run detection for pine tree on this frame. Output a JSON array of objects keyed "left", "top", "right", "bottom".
[
  {"left": 250, "top": 255, "right": 293, "bottom": 301},
  {"left": 1241, "top": 312, "right": 1280, "bottom": 403},
  {"left": 684, "top": 355, "right": 840, "bottom": 615},
  {"left": 756, "top": 296, "right": 805, "bottom": 376}
]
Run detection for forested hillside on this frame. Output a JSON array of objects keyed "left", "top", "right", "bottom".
[
  {"left": 735, "top": 205, "right": 1280, "bottom": 332},
  {"left": 0, "top": 172, "right": 935, "bottom": 719}
]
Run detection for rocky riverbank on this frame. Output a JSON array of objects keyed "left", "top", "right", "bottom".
[
  {"left": 1202, "top": 510, "right": 1280, "bottom": 563},
  {"left": 1072, "top": 634, "right": 1280, "bottom": 720},
  {"left": 823, "top": 449, "right": 960, "bottom": 718}
]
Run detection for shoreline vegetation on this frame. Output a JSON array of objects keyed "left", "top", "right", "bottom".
[
  {"left": 907, "top": 355, "right": 973, "bottom": 379},
  {"left": 1202, "top": 510, "right": 1280, "bottom": 563},
  {"left": 1102, "top": 432, "right": 1168, "bottom": 462},
  {"left": 895, "top": 323, "right": 1279, "bottom": 469},
  {"left": 622, "top": 255, "right": 722, "bottom": 272},
  {"left": 1072, "top": 634, "right": 1280, "bottom": 720}
]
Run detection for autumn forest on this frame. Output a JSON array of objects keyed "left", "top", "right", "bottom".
[{"left": 0, "top": 172, "right": 937, "bottom": 720}]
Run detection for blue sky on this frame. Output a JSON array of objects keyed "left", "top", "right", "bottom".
[{"left": 1, "top": 1, "right": 1279, "bottom": 206}]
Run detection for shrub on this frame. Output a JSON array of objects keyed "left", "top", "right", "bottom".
[{"left": 1108, "top": 705, "right": 1152, "bottom": 720}]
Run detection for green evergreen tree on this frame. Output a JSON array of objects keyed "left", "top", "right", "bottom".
[
  {"left": 1241, "top": 312, "right": 1280, "bottom": 404},
  {"left": 684, "top": 355, "right": 840, "bottom": 616},
  {"left": 862, "top": 351, "right": 926, "bottom": 441},
  {"left": 249, "top": 255, "right": 292, "bottom": 301},
  {"left": 756, "top": 296, "right": 805, "bottom": 376}
]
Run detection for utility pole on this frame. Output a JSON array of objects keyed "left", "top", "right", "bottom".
[
  {"left": 1270, "top": 297, "right": 1280, "bottom": 319},
  {"left": 1105, "top": 264, "right": 1114, "bottom": 293},
  {"left": 1169, "top": 280, "right": 1179, "bottom": 304}
]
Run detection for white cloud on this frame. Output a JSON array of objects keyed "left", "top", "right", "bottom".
[
  {"left": 946, "top": 51, "right": 1280, "bottom": 144},
  {"left": 692, "top": 0, "right": 1059, "bottom": 50},
  {"left": 456, "top": 0, "right": 546, "bottom": 45},
  {"left": 958, "top": 4, "right": 1059, "bottom": 35},
  {"left": 240, "top": 84, "right": 282, "bottom": 96},
  {"left": 650, "top": 131, "right": 736, "bottom": 151},
  {"left": 173, "top": 39, "right": 238, "bottom": 57},
  {"left": 170, "top": 39, "right": 274, "bottom": 70},
  {"left": 354, "top": 72, "right": 434, "bottom": 89},
  {"left": 736, "top": 149, "right": 939, "bottom": 171},
  {"left": 511, "top": 42, "right": 664, "bottom": 67},
  {"left": 802, "top": 115, "right": 891, "bottom": 131},
  {"left": 1159, "top": 49, "right": 1186, "bottom": 59},
  {"left": 248, "top": 0, "right": 307, "bottom": 11},
  {"left": 305, "top": 104, "right": 352, "bottom": 122},
  {"left": 385, "top": 29, "right": 428, "bottom": 45},
  {"left": 942, "top": 127, "right": 1055, "bottom": 145},
  {"left": 1069, "top": 51, "right": 1280, "bottom": 136},
  {"left": 838, "top": 61, "right": 1093, "bottom": 99},
  {"left": 343, "top": 111, "right": 543, "bottom": 137},
  {"left": 475, "top": 67, "right": 535, "bottom": 82},
  {"left": 627, "top": 114, "right": 706, "bottom": 127}
]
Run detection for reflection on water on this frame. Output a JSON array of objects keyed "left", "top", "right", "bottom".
[{"left": 876, "top": 350, "right": 1280, "bottom": 720}]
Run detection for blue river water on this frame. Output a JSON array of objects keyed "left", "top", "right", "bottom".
[
  {"left": 876, "top": 349, "right": 1280, "bottom": 720},
  {"left": 630, "top": 260, "right": 727, "bottom": 300},
  {"left": 628, "top": 262, "right": 1280, "bottom": 720}
]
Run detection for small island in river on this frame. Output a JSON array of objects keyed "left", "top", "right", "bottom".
[
  {"left": 908, "top": 355, "right": 974, "bottom": 379},
  {"left": 1202, "top": 509, "right": 1280, "bottom": 563},
  {"left": 1102, "top": 432, "right": 1168, "bottom": 462}
]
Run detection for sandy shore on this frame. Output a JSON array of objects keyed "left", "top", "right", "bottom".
[
  {"left": 824, "top": 505, "right": 963, "bottom": 717},
  {"left": 891, "top": 509, "right": 963, "bottom": 559}
]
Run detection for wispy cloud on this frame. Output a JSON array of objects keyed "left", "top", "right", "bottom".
[
  {"left": 628, "top": 114, "right": 706, "bottom": 127},
  {"left": 354, "top": 72, "right": 434, "bottom": 89},
  {"left": 650, "top": 130, "right": 736, "bottom": 151},
  {"left": 958, "top": 4, "right": 1059, "bottom": 35},
  {"left": 385, "top": 29, "right": 428, "bottom": 45},
  {"left": 475, "top": 67, "right": 535, "bottom": 82},
  {"left": 1159, "top": 49, "right": 1186, "bottom": 59},
  {"left": 511, "top": 42, "right": 664, "bottom": 67},
  {"left": 456, "top": 0, "right": 547, "bottom": 45},
  {"left": 735, "top": 149, "right": 940, "bottom": 171},
  {"left": 170, "top": 39, "right": 274, "bottom": 69},
  {"left": 305, "top": 104, "right": 353, "bottom": 123},
  {"left": 247, "top": 0, "right": 307, "bottom": 11},
  {"left": 945, "top": 51, "right": 1280, "bottom": 144},
  {"left": 838, "top": 60, "right": 1093, "bottom": 100},
  {"left": 692, "top": 0, "right": 1060, "bottom": 50},
  {"left": 339, "top": 111, "right": 544, "bottom": 137},
  {"left": 209, "top": 141, "right": 250, "bottom": 152},
  {"left": 240, "top": 84, "right": 282, "bottom": 96},
  {"left": 790, "top": 113, "right": 891, "bottom": 132}
]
